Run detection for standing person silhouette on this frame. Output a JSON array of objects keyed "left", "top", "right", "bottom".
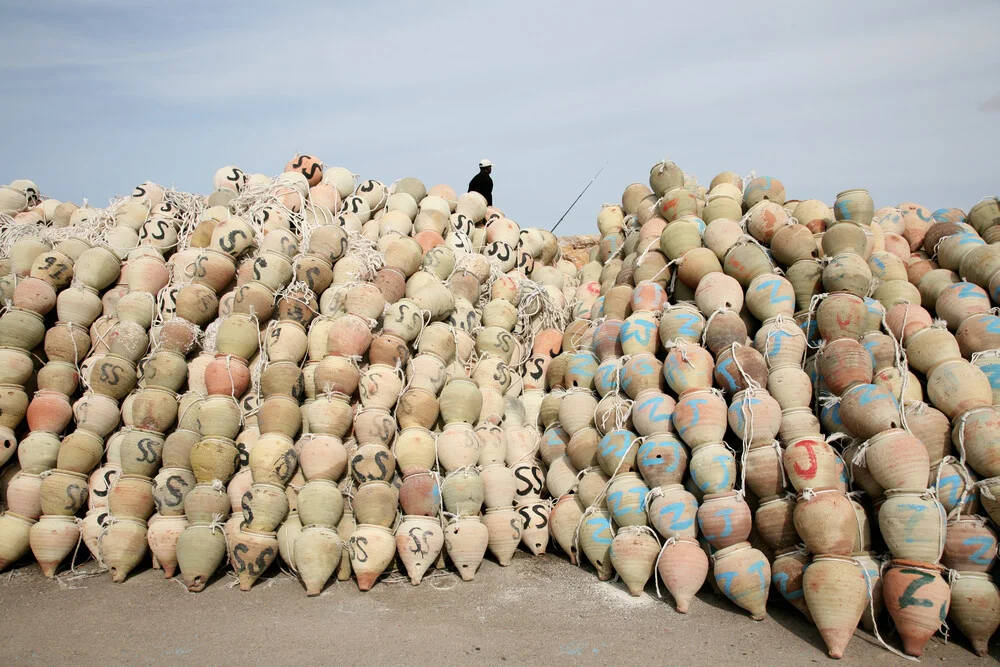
[{"left": 468, "top": 159, "right": 493, "bottom": 206}]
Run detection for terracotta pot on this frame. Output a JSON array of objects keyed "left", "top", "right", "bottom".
[
  {"left": 99, "top": 517, "right": 147, "bottom": 583},
  {"left": 696, "top": 490, "right": 751, "bottom": 549},
  {"left": 118, "top": 429, "right": 166, "bottom": 477},
  {"left": 771, "top": 547, "right": 812, "bottom": 621},
  {"left": 0, "top": 511, "right": 37, "bottom": 571},
  {"left": 879, "top": 489, "right": 946, "bottom": 563},
  {"left": 398, "top": 472, "right": 441, "bottom": 517},
  {"left": 883, "top": 560, "right": 950, "bottom": 657},
  {"left": 802, "top": 555, "right": 869, "bottom": 658},
  {"left": 294, "top": 525, "right": 343, "bottom": 595},
  {"left": 711, "top": 542, "right": 770, "bottom": 620},
  {"left": 108, "top": 474, "right": 155, "bottom": 520},
  {"left": 176, "top": 522, "right": 227, "bottom": 591},
  {"left": 190, "top": 437, "right": 240, "bottom": 484},
  {"left": 39, "top": 469, "right": 89, "bottom": 517},
  {"left": 297, "top": 434, "right": 347, "bottom": 481},
  {"left": 444, "top": 516, "right": 489, "bottom": 582},
  {"left": 579, "top": 508, "right": 615, "bottom": 580},
  {"left": 948, "top": 571, "right": 1000, "bottom": 657},
  {"left": 793, "top": 488, "right": 855, "bottom": 556},
  {"left": 863, "top": 428, "right": 930, "bottom": 490},
  {"left": 204, "top": 354, "right": 252, "bottom": 398}
]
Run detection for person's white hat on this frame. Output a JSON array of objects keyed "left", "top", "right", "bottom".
[{"left": 479, "top": 159, "right": 492, "bottom": 168}]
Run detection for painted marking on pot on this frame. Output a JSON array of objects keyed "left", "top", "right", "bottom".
[
  {"left": 898, "top": 569, "right": 935, "bottom": 609},
  {"left": 899, "top": 503, "right": 927, "bottom": 543},
  {"left": 674, "top": 313, "right": 701, "bottom": 338},
  {"left": 715, "top": 358, "right": 738, "bottom": 392},
  {"left": 621, "top": 319, "right": 656, "bottom": 346},
  {"left": 716, "top": 570, "right": 736, "bottom": 598},
  {"left": 657, "top": 502, "right": 693, "bottom": 531},
  {"left": 773, "top": 572, "right": 803, "bottom": 600},
  {"left": 748, "top": 559, "right": 767, "bottom": 587},
  {"left": 635, "top": 395, "right": 671, "bottom": 423},
  {"left": 756, "top": 277, "right": 793, "bottom": 306},
  {"left": 586, "top": 517, "right": 612, "bottom": 545},
  {"left": 964, "top": 536, "right": 996, "bottom": 566},
  {"left": 937, "top": 474, "right": 964, "bottom": 506},
  {"left": 701, "top": 507, "right": 733, "bottom": 541}
]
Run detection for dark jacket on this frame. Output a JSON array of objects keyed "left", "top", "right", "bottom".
[{"left": 468, "top": 171, "right": 493, "bottom": 206}]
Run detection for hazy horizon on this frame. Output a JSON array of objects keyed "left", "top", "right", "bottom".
[{"left": 2, "top": 0, "right": 998, "bottom": 235}]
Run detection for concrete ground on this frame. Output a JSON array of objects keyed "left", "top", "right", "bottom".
[{"left": 0, "top": 552, "right": 992, "bottom": 666}]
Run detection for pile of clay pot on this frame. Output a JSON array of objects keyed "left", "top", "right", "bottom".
[
  {"left": 529, "top": 165, "right": 1000, "bottom": 660},
  {"left": 0, "top": 163, "right": 577, "bottom": 597},
  {"left": 2, "top": 163, "right": 1000, "bottom": 660}
]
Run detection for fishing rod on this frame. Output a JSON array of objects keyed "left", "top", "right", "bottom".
[{"left": 550, "top": 161, "right": 609, "bottom": 233}]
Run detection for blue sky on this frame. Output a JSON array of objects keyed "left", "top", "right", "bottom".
[{"left": 2, "top": 0, "right": 998, "bottom": 235}]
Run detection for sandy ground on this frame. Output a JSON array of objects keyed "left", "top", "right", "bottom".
[{"left": 0, "top": 552, "right": 992, "bottom": 666}]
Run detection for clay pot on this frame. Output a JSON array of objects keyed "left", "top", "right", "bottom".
[
  {"left": 952, "top": 407, "right": 1000, "bottom": 478},
  {"left": 99, "top": 517, "right": 148, "bottom": 583},
  {"left": 146, "top": 514, "right": 188, "bottom": 578},
  {"left": 393, "top": 515, "right": 444, "bottom": 585},
  {"left": 948, "top": 571, "right": 1000, "bottom": 657},
  {"left": 396, "top": 388, "right": 439, "bottom": 430},
  {"left": 161, "top": 429, "right": 199, "bottom": 469},
  {"left": 352, "top": 480, "right": 397, "bottom": 528},
  {"left": 313, "top": 354, "right": 360, "bottom": 396},
  {"left": 7, "top": 472, "right": 44, "bottom": 519},
  {"left": 248, "top": 433, "right": 297, "bottom": 486},
  {"left": 482, "top": 507, "right": 522, "bottom": 567},
  {"left": 176, "top": 522, "right": 227, "bottom": 591},
  {"left": 138, "top": 351, "right": 188, "bottom": 392},
  {"left": 0, "top": 307, "right": 45, "bottom": 350},
  {"left": 793, "top": 488, "right": 855, "bottom": 556},
  {"left": 17, "top": 430, "right": 60, "bottom": 473},
  {"left": 839, "top": 383, "right": 902, "bottom": 439},
  {"left": 118, "top": 429, "right": 166, "bottom": 477},
  {"left": 696, "top": 490, "right": 751, "bottom": 549},
  {"left": 297, "top": 434, "right": 347, "bottom": 481},
  {"left": 295, "top": 479, "right": 344, "bottom": 528},
  {"left": 441, "top": 467, "right": 485, "bottom": 516},
  {"left": 863, "top": 428, "right": 930, "bottom": 490},
  {"left": 883, "top": 560, "right": 950, "bottom": 657},
  {"left": 438, "top": 378, "right": 482, "bottom": 424},
  {"left": 184, "top": 481, "right": 231, "bottom": 523},
  {"left": 0, "top": 511, "right": 37, "bottom": 571},
  {"left": 688, "top": 444, "right": 737, "bottom": 495},
  {"left": 28, "top": 514, "right": 80, "bottom": 577},
  {"left": 241, "top": 482, "right": 289, "bottom": 532},
  {"left": 444, "top": 515, "right": 489, "bottom": 581},
  {"left": 879, "top": 489, "right": 946, "bottom": 563},
  {"left": 39, "top": 469, "right": 89, "bottom": 516},
  {"left": 204, "top": 354, "right": 251, "bottom": 398},
  {"left": 44, "top": 322, "right": 92, "bottom": 364},
  {"left": 230, "top": 527, "right": 280, "bottom": 591},
  {"left": 771, "top": 547, "right": 811, "bottom": 621},
  {"left": 215, "top": 313, "right": 260, "bottom": 360},
  {"left": 579, "top": 508, "right": 615, "bottom": 580},
  {"left": 926, "top": 359, "right": 993, "bottom": 419},
  {"left": 391, "top": 428, "right": 435, "bottom": 477},
  {"left": 348, "top": 523, "right": 397, "bottom": 591},
  {"left": 711, "top": 542, "right": 770, "bottom": 620},
  {"left": 944, "top": 516, "right": 997, "bottom": 573},
  {"left": 609, "top": 525, "right": 659, "bottom": 596},
  {"left": 353, "top": 407, "right": 396, "bottom": 448},
  {"left": 802, "top": 555, "right": 868, "bottom": 658},
  {"left": 305, "top": 393, "right": 353, "bottom": 438},
  {"left": 87, "top": 354, "right": 137, "bottom": 401},
  {"left": 294, "top": 525, "right": 343, "bottom": 595},
  {"left": 190, "top": 437, "right": 240, "bottom": 484},
  {"left": 55, "top": 283, "right": 101, "bottom": 327},
  {"left": 151, "top": 468, "right": 195, "bottom": 517},
  {"left": 673, "top": 389, "right": 728, "bottom": 448},
  {"left": 394, "top": 467, "right": 441, "bottom": 515},
  {"left": 108, "top": 474, "right": 155, "bottom": 520}
]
